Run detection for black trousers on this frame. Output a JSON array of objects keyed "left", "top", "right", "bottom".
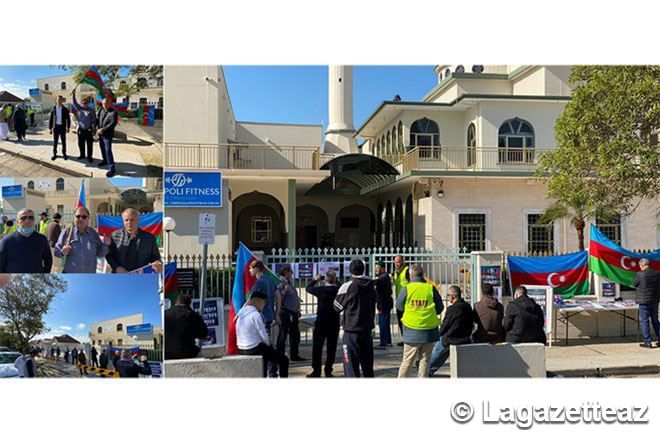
[
  {"left": 342, "top": 330, "right": 375, "bottom": 378},
  {"left": 53, "top": 124, "right": 66, "bottom": 155},
  {"left": 240, "top": 343, "right": 289, "bottom": 378},
  {"left": 396, "top": 309, "right": 404, "bottom": 335},
  {"left": 276, "top": 311, "right": 300, "bottom": 358},
  {"left": 311, "top": 321, "right": 339, "bottom": 375},
  {"left": 77, "top": 128, "right": 93, "bottom": 158}
]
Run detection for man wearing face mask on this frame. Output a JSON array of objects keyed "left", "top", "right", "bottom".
[
  {"left": 54, "top": 206, "right": 111, "bottom": 273},
  {"left": 0, "top": 208, "right": 52, "bottom": 273}
]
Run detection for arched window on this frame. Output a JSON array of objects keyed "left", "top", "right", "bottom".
[
  {"left": 116, "top": 323, "right": 123, "bottom": 332},
  {"left": 375, "top": 203, "right": 383, "bottom": 247},
  {"left": 384, "top": 201, "right": 393, "bottom": 248},
  {"left": 455, "top": 65, "right": 465, "bottom": 73},
  {"left": 386, "top": 130, "right": 391, "bottom": 158},
  {"left": 394, "top": 197, "right": 403, "bottom": 249},
  {"left": 444, "top": 68, "right": 450, "bottom": 78},
  {"left": 97, "top": 327, "right": 102, "bottom": 334},
  {"left": 405, "top": 194, "right": 414, "bottom": 247},
  {"left": 375, "top": 139, "right": 381, "bottom": 158},
  {"left": 410, "top": 118, "right": 440, "bottom": 159},
  {"left": 61, "top": 82, "right": 66, "bottom": 90},
  {"left": 44, "top": 84, "right": 49, "bottom": 91},
  {"left": 397, "top": 121, "right": 404, "bottom": 155},
  {"left": 498, "top": 118, "right": 535, "bottom": 163},
  {"left": 27, "top": 180, "right": 34, "bottom": 190},
  {"left": 157, "top": 76, "right": 164, "bottom": 87},
  {"left": 391, "top": 125, "right": 397, "bottom": 160},
  {"left": 55, "top": 178, "right": 64, "bottom": 191},
  {"left": 467, "top": 123, "right": 476, "bottom": 167}
]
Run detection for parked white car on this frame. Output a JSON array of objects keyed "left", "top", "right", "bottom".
[{"left": 0, "top": 352, "right": 22, "bottom": 378}]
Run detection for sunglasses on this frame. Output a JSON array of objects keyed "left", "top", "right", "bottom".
[
  {"left": 75, "top": 215, "right": 89, "bottom": 219},
  {"left": 19, "top": 215, "right": 34, "bottom": 221}
]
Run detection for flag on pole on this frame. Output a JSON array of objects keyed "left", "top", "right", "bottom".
[
  {"left": 507, "top": 251, "right": 590, "bottom": 298},
  {"left": 589, "top": 225, "right": 660, "bottom": 287},
  {"left": 76, "top": 179, "right": 86, "bottom": 208},
  {"left": 95, "top": 94, "right": 129, "bottom": 119},
  {"left": 81, "top": 67, "right": 106, "bottom": 95},
  {"left": 164, "top": 261, "right": 179, "bottom": 301},
  {"left": 226, "top": 242, "right": 280, "bottom": 355}
]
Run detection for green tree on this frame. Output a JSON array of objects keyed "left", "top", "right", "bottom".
[
  {"left": 58, "top": 65, "right": 162, "bottom": 95},
  {"left": 0, "top": 275, "right": 67, "bottom": 351},
  {"left": 537, "top": 65, "right": 660, "bottom": 250},
  {"left": 116, "top": 77, "right": 149, "bottom": 108}
]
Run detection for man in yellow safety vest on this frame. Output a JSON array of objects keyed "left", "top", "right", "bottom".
[
  {"left": 392, "top": 255, "right": 410, "bottom": 346},
  {"left": 396, "top": 264, "right": 444, "bottom": 378}
]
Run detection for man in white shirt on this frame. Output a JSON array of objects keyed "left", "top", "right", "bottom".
[
  {"left": 236, "top": 289, "right": 289, "bottom": 377},
  {"left": 48, "top": 95, "right": 71, "bottom": 161}
]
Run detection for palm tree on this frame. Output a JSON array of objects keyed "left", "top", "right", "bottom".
[{"left": 115, "top": 77, "right": 148, "bottom": 109}]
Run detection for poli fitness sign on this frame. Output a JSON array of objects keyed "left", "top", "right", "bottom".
[
  {"left": 164, "top": 172, "right": 222, "bottom": 207},
  {"left": 1, "top": 185, "right": 24, "bottom": 199}
]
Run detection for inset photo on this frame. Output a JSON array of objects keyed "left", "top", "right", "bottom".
[
  {"left": 0, "top": 65, "right": 163, "bottom": 178},
  {"left": 0, "top": 177, "right": 163, "bottom": 274},
  {"left": 0, "top": 273, "right": 162, "bottom": 378}
]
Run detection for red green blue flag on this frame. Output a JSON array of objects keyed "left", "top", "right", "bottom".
[
  {"left": 589, "top": 225, "right": 660, "bottom": 287},
  {"left": 227, "top": 242, "right": 280, "bottom": 355},
  {"left": 76, "top": 179, "right": 86, "bottom": 208},
  {"left": 138, "top": 105, "right": 155, "bottom": 126},
  {"left": 97, "top": 212, "right": 163, "bottom": 237},
  {"left": 507, "top": 251, "right": 590, "bottom": 298},
  {"left": 81, "top": 67, "right": 106, "bottom": 95},
  {"left": 164, "top": 261, "right": 179, "bottom": 301}
]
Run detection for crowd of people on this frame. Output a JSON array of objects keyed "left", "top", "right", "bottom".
[
  {"left": 232, "top": 255, "right": 549, "bottom": 378},
  {"left": 0, "top": 207, "right": 162, "bottom": 274},
  {"left": 0, "top": 93, "right": 119, "bottom": 176}
]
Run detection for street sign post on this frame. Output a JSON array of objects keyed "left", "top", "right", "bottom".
[{"left": 198, "top": 213, "right": 216, "bottom": 331}]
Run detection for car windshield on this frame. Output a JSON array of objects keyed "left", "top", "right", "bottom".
[{"left": 0, "top": 353, "right": 20, "bottom": 364}]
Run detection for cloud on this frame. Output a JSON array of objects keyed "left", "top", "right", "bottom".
[
  {"left": 0, "top": 81, "right": 30, "bottom": 99},
  {"left": 76, "top": 323, "right": 85, "bottom": 330},
  {"left": 59, "top": 325, "right": 72, "bottom": 331}
]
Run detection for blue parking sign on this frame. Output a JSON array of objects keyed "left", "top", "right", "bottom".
[{"left": 164, "top": 172, "right": 222, "bottom": 207}]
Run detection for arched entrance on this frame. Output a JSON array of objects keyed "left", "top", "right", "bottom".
[
  {"left": 334, "top": 205, "right": 375, "bottom": 248},
  {"left": 296, "top": 204, "right": 330, "bottom": 249},
  {"left": 233, "top": 191, "right": 285, "bottom": 252}
]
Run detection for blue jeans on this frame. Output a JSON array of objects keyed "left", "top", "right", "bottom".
[
  {"left": 99, "top": 136, "right": 115, "bottom": 171},
  {"left": 639, "top": 303, "right": 660, "bottom": 346},
  {"left": 428, "top": 339, "right": 450, "bottom": 376},
  {"left": 378, "top": 310, "right": 392, "bottom": 345}
]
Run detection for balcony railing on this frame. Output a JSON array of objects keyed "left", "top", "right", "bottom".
[
  {"left": 165, "top": 143, "right": 336, "bottom": 170},
  {"left": 397, "top": 146, "right": 553, "bottom": 175}
]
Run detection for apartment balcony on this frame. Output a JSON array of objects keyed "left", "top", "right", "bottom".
[
  {"left": 391, "top": 146, "right": 554, "bottom": 176},
  {"left": 164, "top": 143, "right": 336, "bottom": 171}
]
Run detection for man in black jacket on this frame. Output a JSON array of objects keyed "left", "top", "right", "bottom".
[
  {"left": 305, "top": 270, "right": 340, "bottom": 377},
  {"left": 106, "top": 208, "right": 162, "bottom": 273},
  {"left": 503, "top": 286, "right": 547, "bottom": 345},
  {"left": 333, "top": 259, "right": 376, "bottom": 377},
  {"left": 116, "top": 350, "right": 152, "bottom": 378},
  {"left": 96, "top": 97, "right": 119, "bottom": 177},
  {"left": 633, "top": 258, "right": 660, "bottom": 348},
  {"left": 374, "top": 261, "right": 393, "bottom": 349},
  {"left": 48, "top": 95, "right": 71, "bottom": 160},
  {"left": 165, "top": 293, "right": 209, "bottom": 359},
  {"left": 429, "top": 285, "right": 473, "bottom": 376}
]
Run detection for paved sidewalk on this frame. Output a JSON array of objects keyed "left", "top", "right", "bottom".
[
  {"left": 285, "top": 336, "right": 660, "bottom": 378},
  {"left": 0, "top": 120, "right": 162, "bottom": 177}
]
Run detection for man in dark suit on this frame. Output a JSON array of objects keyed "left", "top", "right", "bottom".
[
  {"left": 164, "top": 293, "right": 209, "bottom": 360},
  {"left": 116, "top": 350, "right": 152, "bottom": 378},
  {"left": 634, "top": 258, "right": 660, "bottom": 348},
  {"left": 105, "top": 208, "right": 162, "bottom": 273},
  {"left": 48, "top": 95, "right": 71, "bottom": 160}
]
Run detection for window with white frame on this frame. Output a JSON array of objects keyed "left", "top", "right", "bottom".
[
  {"left": 251, "top": 216, "right": 272, "bottom": 243},
  {"left": 467, "top": 122, "right": 476, "bottom": 167},
  {"left": 527, "top": 213, "right": 554, "bottom": 253},
  {"left": 498, "top": 118, "right": 535, "bottom": 163},
  {"left": 458, "top": 213, "right": 486, "bottom": 252},
  {"left": 596, "top": 216, "right": 622, "bottom": 245}
]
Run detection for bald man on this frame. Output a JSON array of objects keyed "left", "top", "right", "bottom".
[
  {"left": 0, "top": 208, "right": 52, "bottom": 273},
  {"left": 105, "top": 208, "right": 162, "bottom": 273}
]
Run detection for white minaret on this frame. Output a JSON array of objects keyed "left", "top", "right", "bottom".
[{"left": 325, "top": 65, "right": 358, "bottom": 154}]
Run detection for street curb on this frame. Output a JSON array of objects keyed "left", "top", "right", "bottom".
[
  {"left": 549, "top": 364, "right": 660, "bottom": 377},
  {"left": 0, "top": 145, "right": 91, "bottom": 177}
]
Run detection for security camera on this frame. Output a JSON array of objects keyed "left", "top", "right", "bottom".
[{"left": 204, "top": 76, "right": 211, "bottom": 82}]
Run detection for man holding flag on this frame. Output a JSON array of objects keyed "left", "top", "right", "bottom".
[
  {"left": 54, "top": 206, "right": 110, "bottom": 273},
  {"left": 71, "top": 93, "right": 97, "bottom": 163}
]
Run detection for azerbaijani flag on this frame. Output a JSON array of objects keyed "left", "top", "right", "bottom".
[
  {"left": 97, "top": 212, "right": 163, "bottom": 237},
  {"left": 226, "top": 242, "right": 280, "bottom": 355},
  {"left": 95, "top": 94, "right": 129, "bottom": 118},
  {"left": 164, "top": 261, "right": 179, "bottom": 301},
  {"left": 76, "top": 179, "right": 86, "bottom": 208},
  {"left": 508, "top": 251, "right": 590, "bottom": 298},
  {"left": 138, "top": 105, "right": 155, "bottom": 126},
  {"left": 81, "top": 67, "right": 106, "bottom": 95},
  {"left": 589, "top": 225, "right": 660, "bottom": 287}
]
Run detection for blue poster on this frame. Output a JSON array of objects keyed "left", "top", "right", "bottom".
[
  {"left": 28, "top": 88, "right": 40, "bottom": 97},
  {"left": 164, "top": 171, "right": 222, "bottom": 207},
  {"left": 1, "top": 185, "right": 23, "bottom": 199},
  {"left": 126, "top": 323, "right": 153, "bottom": 335}
]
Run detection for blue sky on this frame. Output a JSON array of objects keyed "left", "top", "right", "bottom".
[
  {"left": 40, "top": 274, "right": 161, "bottom": 343},
  {"left": 0, "top": 66, "right": 69, "bottom": 98},
  {"left": 223, "top": 66, "right": 437, "bottom": 130}
]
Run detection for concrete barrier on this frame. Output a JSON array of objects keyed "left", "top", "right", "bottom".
[
  {"left": 450, "top": 343, "right": 546, "bottom": 378},
  {"left": 165, "top": 355, "right": 262, "bottom": 378}
]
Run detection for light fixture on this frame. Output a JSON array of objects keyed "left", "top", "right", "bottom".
[
  {"left": 437, "top": 190, "right": 445, "bottom": 198},
  {"left": 164, "top": 217, "right": 176, "bottom": 232}
]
